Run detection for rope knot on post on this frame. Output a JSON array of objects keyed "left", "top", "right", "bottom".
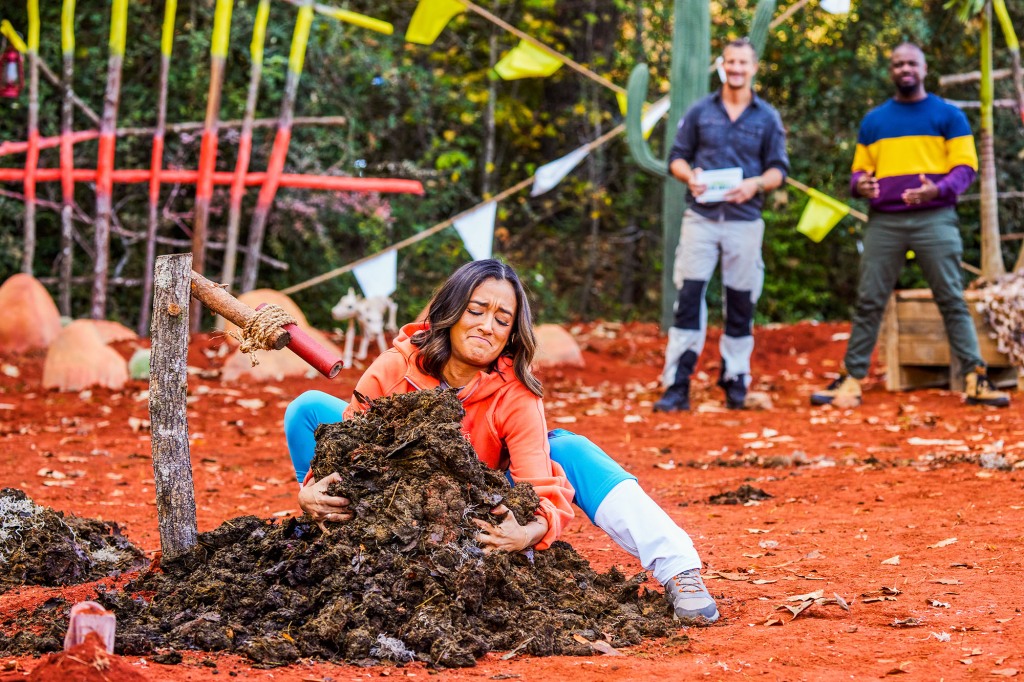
[{"left": 232, "top": 303, "right": 297, "bottom": 365}]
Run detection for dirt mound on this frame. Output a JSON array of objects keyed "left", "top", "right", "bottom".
[
  {"left": 65, "top": 389, "right": 675, "bottom": 668},
  {"left": 0, "top": 274, "right": 63, "bottom": 355},
  {"left": 42, "top": 320, "right": 129, "bottom": 391},
  {"left": 27, "top": 632, "right": 147, "bottom": 682},
  {"left": 0, "top": 489, "right": 147, "bottom": 591},
  {"left": 708, "top": 484, "right": 774, "bottom": 505}
]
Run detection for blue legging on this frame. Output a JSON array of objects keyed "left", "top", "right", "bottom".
[{"left": 283, "top": 390, "right": 635, "bottom": 522}]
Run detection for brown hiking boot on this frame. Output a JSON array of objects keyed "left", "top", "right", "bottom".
[
  {"left": 964, "top": 369, "right": 1010, "bottom": 407},
  {"left": 810, "top": 375, "right": 862, "bottom": 407}
]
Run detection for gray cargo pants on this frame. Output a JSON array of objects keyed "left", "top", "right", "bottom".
[
  {"left": 843, "top": 207, "right": 983, "bottom": 379},
  {"left": 661, "top": 209, "right": 765, "bottom": 388}
]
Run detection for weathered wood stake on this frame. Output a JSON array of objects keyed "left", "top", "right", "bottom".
[{"left": 149, "top": 253, "right": 198, "bottom": 558}]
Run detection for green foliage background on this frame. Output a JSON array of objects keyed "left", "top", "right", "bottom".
[{"left": 0, "top": 0, "right": 1022, "bottom": 329}]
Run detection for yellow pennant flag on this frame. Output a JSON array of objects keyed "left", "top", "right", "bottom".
[
  {"left": 616, "top": 92, "right": 667, "bottom": 140},
  {"left": 796, "top": 188, "right": 851, "bottom": 243},
  {"left": 405, "top": 0, "right": 464, "bottom": 45},
  {"left": 494, "top": 41, "right": 563, "bottom": 80}
]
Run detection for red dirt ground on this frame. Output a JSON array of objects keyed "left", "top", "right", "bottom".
[{"left": 2, "top": 321, "right": 1023, "bottom": 681}]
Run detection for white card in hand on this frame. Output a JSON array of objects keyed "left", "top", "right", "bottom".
[{"left": 695, "top": 167, "right": 743, "bottom": 204}]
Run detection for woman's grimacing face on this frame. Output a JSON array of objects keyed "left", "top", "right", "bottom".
[{"left": 447, "top": 278, "right": 517, "bottom": 373}]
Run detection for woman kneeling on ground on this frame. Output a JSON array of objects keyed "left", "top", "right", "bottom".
[{"left": 285, "top": 259, "right": 719, "bottom": 625}]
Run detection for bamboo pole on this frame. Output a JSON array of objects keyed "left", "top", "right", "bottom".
[
  {"left": 149, "top": 253, "right": 198, "bottom": 559},
  {"left": 139, "top": 0, "right": 178, "bottom": 337},
  {"left": 21, "top": 0, "right": 40, "bottom": 275},
  {"left": 91, "top": 0, "right": 129, "bottom": 319},
  {"left": 1, "top": 20, "right": 99, "bottom": 126},
  {"left": 992, "top": 0, "right": 1023, "bottom": 128},
  {"left": 191, "top": 0, "right": 234, "bottom": 332},
  {"left": 240, "top": 0, "right": 315, "bottom": 293},
  {"left": 220, "top": 0, "right": 270, "bottom": 304},
  {"left": 58, "top": 0, "right": 76, "bottom": 316},
  {"left": 280, "top": 0, "right": 393, "bottom": 34},
  {"left": 979, "top": 0, "right": 1006, "bottom": 279},
  {"left": 939, "top": 67, "right": 1012, "bottom": 86}
]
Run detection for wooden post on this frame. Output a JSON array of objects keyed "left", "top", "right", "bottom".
[
  {"left": 882, "top": 292, "right": 900, "bottom": 392},
  {"left": 149, "top": 253, "right": 198, "bottom": 558}
]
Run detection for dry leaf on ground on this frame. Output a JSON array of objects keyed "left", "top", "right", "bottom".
[{"left": 928, "top": 537, "right": 957, "bottom": 549}]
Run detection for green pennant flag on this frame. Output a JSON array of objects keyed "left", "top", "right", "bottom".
[
  {"left": 796, "top": 188, "right": 851, "bottom": 243},
  {"left": 494, "top": 41, "right": 563, "bottom": 80},
  {"left": 405, "top": 0, "right": 464, "bottom": 45}
]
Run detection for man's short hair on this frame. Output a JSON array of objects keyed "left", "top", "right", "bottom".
[{"left": 724, "top": 37, "right": 758, "bottom": 60}]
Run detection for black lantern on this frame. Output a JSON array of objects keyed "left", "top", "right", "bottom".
[{"left": 0, "top": 45, "right": 23, "bottom": 99}]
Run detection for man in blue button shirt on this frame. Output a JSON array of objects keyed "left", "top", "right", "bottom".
[{"left": 654, "top": 37, "right": 790, "bottom": 413}]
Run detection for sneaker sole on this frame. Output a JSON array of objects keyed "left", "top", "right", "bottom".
[
  {"left": 674, "top": 610, "right": 721, "bottom": 625},
  {"left": 810, "top": 395, "right": 862, "bottom": 407},
  {"left": 966, "top": 397, "right": 1011, "bottom": 408}
]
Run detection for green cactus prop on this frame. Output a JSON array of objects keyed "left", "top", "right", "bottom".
[{"left": 626, "top": 0, "right": 777, "bottom": 327}]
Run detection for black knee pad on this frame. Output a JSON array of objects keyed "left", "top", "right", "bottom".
[
  {"left": 673, "top": 350, "right": 699, "bottom": 385},
  {"left": 673, "top": 279, "right": 706, "bottom": 330},
  {"left": 724, "top": 286, "right": 753, "bottom": 337}
]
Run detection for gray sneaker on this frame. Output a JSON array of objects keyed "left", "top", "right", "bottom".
[{"left": 664, "top": 568, "right": 720, "bottom": 624}]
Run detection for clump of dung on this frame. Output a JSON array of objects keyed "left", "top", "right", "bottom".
[
  {"left": 6, "top": 389, "right": 676, "bottom": 668},
  {"left": 0, "top": 488, "right": 146, "bottom": 591}
]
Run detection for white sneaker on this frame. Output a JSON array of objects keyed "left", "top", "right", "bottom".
[{"left": 664, "top": 568, "right": 720, "bottom": 624}]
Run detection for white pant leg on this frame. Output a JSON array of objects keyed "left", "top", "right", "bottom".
[
  {"left": 592, "top": 479, "right": 702, "bottom": 585},
  {"left": 719, "top": 217, "right": 765, "bottom": 382}
]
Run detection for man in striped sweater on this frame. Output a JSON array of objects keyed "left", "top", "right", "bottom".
[{"left": 812, "top": 42, "right": 1010, "bottom": 408}]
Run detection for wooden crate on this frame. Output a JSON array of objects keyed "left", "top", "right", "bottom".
[{"left": 879, "top": 288, "right": 1023, "bottom": 391}]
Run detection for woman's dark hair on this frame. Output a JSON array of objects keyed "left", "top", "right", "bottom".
[{"left": 411, "top": 259, "right": 543, "bottom": 397}]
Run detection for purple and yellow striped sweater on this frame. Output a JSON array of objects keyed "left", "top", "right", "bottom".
[{"left": 851, "top": 93, "right": 977, "bottom": 213}]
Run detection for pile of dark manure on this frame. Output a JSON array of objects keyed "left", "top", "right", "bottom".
[
  {"left": 0, "top": 487, "right": 146, "bottom": 590},
  {"left": 11, "top": 389, "right": 678, "bottom": 668}
]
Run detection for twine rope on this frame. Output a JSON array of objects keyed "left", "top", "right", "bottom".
[{"left": 231, "top": 304, "right": 297, "bottom": 366}]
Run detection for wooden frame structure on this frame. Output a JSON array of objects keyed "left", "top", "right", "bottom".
[{"left": 880, "top": 289, "right": 1023, "bottom": 392}]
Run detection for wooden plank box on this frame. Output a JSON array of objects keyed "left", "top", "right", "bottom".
[{"left": 879, "top": 288, "right": 1023, "bottom": 391}]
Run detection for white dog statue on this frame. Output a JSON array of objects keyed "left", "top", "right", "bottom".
[{"left": 331, "top": 288, "right": 398, "bottom": 368}]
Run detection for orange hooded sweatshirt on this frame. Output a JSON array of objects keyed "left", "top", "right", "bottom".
[{"left": 342, "top": 322, "right": 575, "bottom": 549}]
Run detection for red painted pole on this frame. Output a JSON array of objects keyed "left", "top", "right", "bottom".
[{"left": 0, "top": 167, "right": 424, "bottom": 194}]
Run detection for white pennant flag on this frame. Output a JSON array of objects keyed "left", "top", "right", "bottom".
[
  {"left": 530, "top": 146, "right": 591, "bottom": 197},
  {"left": 642, "top": 97, "right": 671, "bottom": 135},
  {"left": 820, "top": 0, "right": 851, "bottom": 13},
  {"left": 453, "top": 201, "right": 497, "bottom": 261},
  {"left": 353, "top": 250, "right": 397, "bottom": 298}
]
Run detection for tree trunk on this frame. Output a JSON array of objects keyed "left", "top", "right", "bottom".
[
  {"left": 149, "top": 253, "right": 198, "bottom": 559},
  {"left": 91, "top": 0, "right": 129, "bottom": 319},
  {"left": 139, "top": 0, "right": 177, "bottom": 336},
  {"left": 979, "top": 1, "right": 1006, "bottom": 279}
]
